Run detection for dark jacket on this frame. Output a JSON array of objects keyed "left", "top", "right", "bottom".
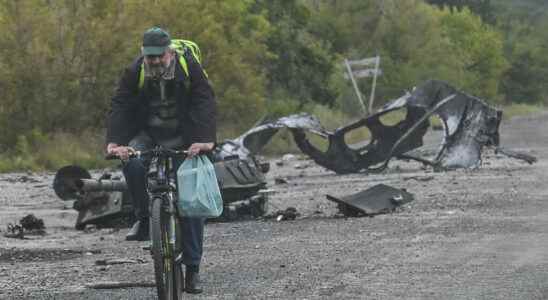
[{"left": 106, "top": 52, "right": 216, "bottom": 148}]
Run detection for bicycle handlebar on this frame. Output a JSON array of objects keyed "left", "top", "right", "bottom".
[{"left": 105, "top": 147, "right": 189, "bottom": 161}]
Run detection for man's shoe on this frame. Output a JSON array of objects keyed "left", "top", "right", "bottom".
[
  {"left": 125, "top": 220, "right": 149, "bottom": 241},
  {"left": 184, "top": 270, "right": 203, "bottom": 294}
]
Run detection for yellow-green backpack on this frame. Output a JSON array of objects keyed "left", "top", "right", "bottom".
[{"left": 138, "top": 39, "right": 205, "bottom": 89}]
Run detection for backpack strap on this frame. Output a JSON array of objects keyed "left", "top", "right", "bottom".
[{"left": 181, "top": 39, "right": 201, "bottom": 64}]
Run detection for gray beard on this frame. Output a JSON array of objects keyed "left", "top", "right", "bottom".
[{"left": 144, "top": 57, "right": 176, "bottom": 81}]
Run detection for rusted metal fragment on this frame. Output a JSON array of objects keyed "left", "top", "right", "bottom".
[{"left": 326, "top": 184, "right": 414, "bottom": 216}]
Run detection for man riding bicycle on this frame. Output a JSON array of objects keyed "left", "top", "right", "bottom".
[{"left": 106, "top": 27, "right": 216, "bottom": 294}]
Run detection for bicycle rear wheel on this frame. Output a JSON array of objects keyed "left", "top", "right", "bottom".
[{"left": 151, "top": 196, "right": 183, "bottom": 300}]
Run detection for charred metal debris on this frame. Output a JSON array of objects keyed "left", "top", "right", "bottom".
[
  {"left": 53, "top": 150, "right": 271, "bottom": 229},
  {"left": 327, "top": 184, "right": 414, "bottom": 217},
  {"left": 223, "top": 80, "right": 536, "bottom": 174},
  {"left": 51, "top": 80, "right": 538, "bottom": 227},
  {"left": 4, "top": 214, "right": 46, "bottom": 239}
]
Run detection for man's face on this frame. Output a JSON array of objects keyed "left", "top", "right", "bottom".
[{"left": 143, "top": 50, "right": 174, "bottom": 78}]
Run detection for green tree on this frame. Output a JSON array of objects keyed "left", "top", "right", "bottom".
[
  {"left": 426, "top": 0, "right": 496, "bottom": 24},
  {"left": 438, "top": 7, "right": 508, "bottom": 100},
  {"left": 305, "top": 1, "right": 507, "bottom": 105},
  {"left": 254, "top": 0, "right": 340, "bottom": 110},
  {"left": 0, "top": 0, "right": 273, "bottom": 151},
  {"left": 0, "top": 1, "right": 136, "bottom": 148},
  {"left": 499, "top": 15, "right": 548, "bottom": 103}
]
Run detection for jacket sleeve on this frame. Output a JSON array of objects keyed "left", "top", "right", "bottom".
[
  {"left": 106, "top": 59, "right": 141, "bottom": 145},
  {"left": 186, "top": 53, "right": 217, "bottom": 144}
]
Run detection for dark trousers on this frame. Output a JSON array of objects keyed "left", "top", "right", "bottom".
[{"left": 123, "top": 158, "right": 205, "bottom": 266}]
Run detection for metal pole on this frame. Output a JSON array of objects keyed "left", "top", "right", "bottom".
[
  {"left": 344, "top": 58, "right": 367, "bottom": 116},
  {"left": 368, "top": 56, "right": 380, "bottom": 115}
]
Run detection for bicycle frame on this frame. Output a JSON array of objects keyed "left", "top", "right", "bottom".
[
  {"left": 148, "top": 153, "right": 179, "bottom": 247},
  {"left": 134, "top": 147, "right": 187, "bottom": 299},
  {"left": 108, "top": 146, "right": 188, "bottom": 299}
]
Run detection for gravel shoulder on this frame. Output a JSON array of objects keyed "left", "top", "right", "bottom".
[{"left": 1, "top": 113, "right": 547, "bottom": 299}]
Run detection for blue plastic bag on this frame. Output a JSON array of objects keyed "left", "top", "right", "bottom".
[{"left": 177, "top": 155, "right": 223, "bottom": 218}]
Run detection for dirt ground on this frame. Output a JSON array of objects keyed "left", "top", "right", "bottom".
[{"left": 1, "top": 112, "right": 547, "bottom": 300}]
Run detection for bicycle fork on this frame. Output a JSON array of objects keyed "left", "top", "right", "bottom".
[{"left": 166, "top": 191, "right": 184, "bottom": 266}]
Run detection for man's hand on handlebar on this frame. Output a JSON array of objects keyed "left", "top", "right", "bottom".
[
  {"left": 106, "top": 142, "right": 212, "bottom": 160},
  {"left": 187, "top": 142, "right": 214, "bottom": 158},
  {"left": 106, "top": 143, "right": 136, "bottom": 160}
]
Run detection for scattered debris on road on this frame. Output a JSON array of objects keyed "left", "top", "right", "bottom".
[
  {"left": 53, "top": 151, "right": 270, "bottom": 228},
  {"left": 4, "top": 223, "right": 25, "bottom": 239},
  {"left": 403, "top": 175, "right": 435, "bottom": 182},
  {"left": 326, "top": 184, "right": 414, "bottom": 217},
  {"left": 95, "top": 258, "right": 146, "bottom": 266},
  {"left": 0, "top": 175, "right": 41, "bottom": 183},
  {"left": 20, "top": 214, "right": 45, "bottom": 232},
  {"left": 274, "top": 177, "right": 289, "bottom": 184},
  {"left": 86, "top": 281, "right": 156, "bottom": 289},
  {"left": 495, "top": 147, "right": 538, "bottom": 164},
  {"left": 0, "top": 248, "right": 84, "bottom": 262},
  {"left": 3, "top": 214, "right": 46, "bottom": 239},
  {"left": 265, "top": 207, "right": 300, "bottom": 221}
]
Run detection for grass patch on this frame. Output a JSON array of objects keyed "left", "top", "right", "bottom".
[
  {"left": 0, "top": 130, "right": 114, "bottom": 173},
  {"left": 500, "top": 103, "right": 544, "bottom": 119}
]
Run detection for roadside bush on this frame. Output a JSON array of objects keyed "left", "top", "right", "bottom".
[{"left": 0, "top": 130, "right": 113, "bottom": 172}]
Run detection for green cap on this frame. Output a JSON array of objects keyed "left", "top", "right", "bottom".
[{"left": 142, "top": 27, "right": 171, "bottom": 56}]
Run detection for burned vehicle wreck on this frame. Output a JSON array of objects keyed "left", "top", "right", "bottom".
[
  {"left": 53, "top": 150, "right": 271, "bottom": 229},
  {"left": 53, "top": 80, "right": 537, "bottom": 228},
  {"left": 229, "top": 80, "right": 536, "bottom": 174},
  {"left": 293, "top": 79, "right": 504, "bottom": 173}
]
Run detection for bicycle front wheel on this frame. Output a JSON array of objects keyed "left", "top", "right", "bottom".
[{"left": 151, "top": 196, "right": 183, "bottom": 300}]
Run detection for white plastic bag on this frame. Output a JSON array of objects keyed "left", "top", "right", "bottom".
[{"left": 177, "top": 155, "right": 223, "bottom": 218}]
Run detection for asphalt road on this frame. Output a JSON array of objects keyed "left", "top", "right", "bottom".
[{"left": 1, "top": 113, "right": 547, "bottom": 299}]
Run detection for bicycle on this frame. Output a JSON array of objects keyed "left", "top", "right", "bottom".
[{"left": 107, "top": 146, "right": 188, "bottom": 300}]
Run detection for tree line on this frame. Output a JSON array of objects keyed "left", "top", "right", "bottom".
[{"left": 0, "top": 0, "right": 546, "bottom": 154}]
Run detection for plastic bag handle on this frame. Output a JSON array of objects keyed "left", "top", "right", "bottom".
[
  {"left": 196, "top": 155, "right": 212, "bottom": 192},
  {"left": 194, "top": 156, "right": 202, "bottom": 192}
]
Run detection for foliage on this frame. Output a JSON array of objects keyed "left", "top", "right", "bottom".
[
  {"left": 0, "top": 1, "right": 137, "bottom": 149},
  {"left": 0, "top": 129, "right": 112, "bottom": 172},
  {"left": 498, "top": 13, "right": 548, "bottom": 104},
  {"left": 0, "top": 0, "right": 546, "bottom": 171},
  {"left": 437, "top": 7, "right": 508, "bottom": 100},
  {"left": 306, "top": 0, "right": 507, "bottom": 103},
  {"left": 500, "top": 103, "right": 544, "bottom": 120},
  {"left": 0, "top": 0, "right": 271, "bottom": 149},
  {"left": 425, "top": 0, "right": 496, "bottom": 24},
  {"left": 253, "top": 0, "right": 340, "bottom": 108}
]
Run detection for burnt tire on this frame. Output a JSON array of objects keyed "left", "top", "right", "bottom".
[{"left": 151, "top": 197, "right": 183, "bottom": 300}]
